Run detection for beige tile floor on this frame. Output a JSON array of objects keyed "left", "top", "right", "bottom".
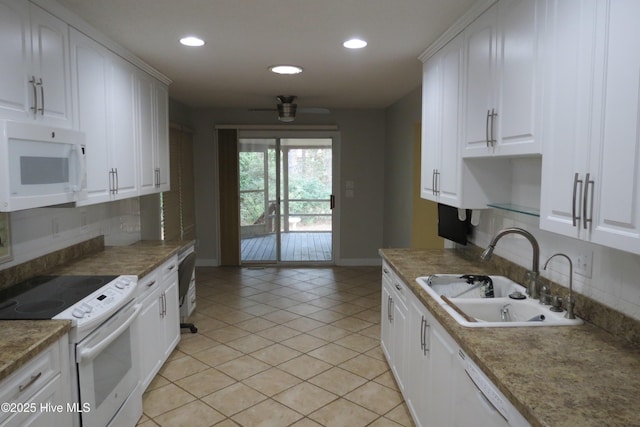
[{"left": 136, "top": 266, "right": 415, "bottom": 427}]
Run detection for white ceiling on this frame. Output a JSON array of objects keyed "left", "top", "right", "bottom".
[{"left": 56, "top": 0, "right": 476, "bottom": 110}]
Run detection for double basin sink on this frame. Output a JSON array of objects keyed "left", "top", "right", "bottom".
[{"left": 416, "top": 274, "right": 583, "bottom": 327}]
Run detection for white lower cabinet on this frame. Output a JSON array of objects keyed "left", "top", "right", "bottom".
[
  {"left": 136, "top": 255, "right": 180, "bottom": 390},
  {"left": 0, "top": 334, "right": 72, "bottom": 427},
  {"left": 381, "top": 264, "right": 408, "bottom": 393},
  {"left": 381, "top": 264, "right": 528, "bottom": 427},
  {"left": 405, "top": 292, "right": 456, "bottom": 427}
]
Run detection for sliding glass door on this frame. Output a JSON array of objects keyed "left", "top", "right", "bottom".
[{"left": 238, "top": 135, "right": 333, "bottom": 264}]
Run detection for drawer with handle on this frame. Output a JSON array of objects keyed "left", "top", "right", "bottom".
[{"left": 0, "top": 340, "right": 62, "bottom": 423}]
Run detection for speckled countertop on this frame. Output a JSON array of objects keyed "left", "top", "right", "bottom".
[
  {"left": 0, "top": 320, "right": 71, "bottom": 382},
  {"left": 0, "top": 239, "right": 193, "bottom": 383},
  {"left": 380, "top": 248, "right": 640, "bottom": 427},
  {"left": 50, "top": 240, "right": 193, "bottom": 277}
]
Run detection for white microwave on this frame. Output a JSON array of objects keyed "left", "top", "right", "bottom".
[{"left": 0, "top": 120, "right": 87, "bottom": 211}]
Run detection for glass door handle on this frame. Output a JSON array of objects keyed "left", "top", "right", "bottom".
[{"left": 330, "top": 195, "right": 335, "bottom": 209}]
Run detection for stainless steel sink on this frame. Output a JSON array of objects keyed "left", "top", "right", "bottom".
[{"left": 416, "top": 275, "right": 583, "bottom": 327}]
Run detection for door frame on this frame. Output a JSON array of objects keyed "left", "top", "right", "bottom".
[{"left": 238, "top": 129, "right": 340, "bottom": 265}]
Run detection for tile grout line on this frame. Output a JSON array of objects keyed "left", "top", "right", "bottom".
[{"left": 139, "top": 267, "right": 413, "bottom": 427}]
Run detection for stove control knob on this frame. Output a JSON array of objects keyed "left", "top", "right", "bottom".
[
  {"left": 80, "top": 303, "right": 93, "bottom": 313},
  {"left": 115, "top": 280, "right": 128, "bottom": 289},
  {"left": 72, "top": 308, "right": 85, "bottom": 319}
]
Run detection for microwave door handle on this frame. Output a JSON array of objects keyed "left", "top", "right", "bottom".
[
  {"left": 74, "top": 145, "right": 86, "bottom": 194},
  {"left": 76, "top": 303, "right": 142, "bottom": 363}
]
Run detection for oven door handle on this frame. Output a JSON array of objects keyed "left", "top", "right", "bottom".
[{"left": 77, "top": 303, "right": 142, "bottom": 364}]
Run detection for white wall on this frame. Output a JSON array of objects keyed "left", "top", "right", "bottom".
[
  {"left": 189, "top": 107, "right": 386, "bottom": 266},
  {"left": 1, "top": 199, "right": 141, "bottom": 269}
]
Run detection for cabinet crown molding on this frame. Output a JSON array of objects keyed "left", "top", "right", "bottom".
[
  {"left": 31, "top": 0, "right": 171, "bottom": 85},
  {"left": 418, "top": 0, "right": 497, "bottom": 63}
]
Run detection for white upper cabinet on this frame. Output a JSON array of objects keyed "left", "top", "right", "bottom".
[
  {"left": 421, "top": 32, "right": 509, "bottom": 209},
  {"left": 137, "top": 71, "right": 156, "bottom": 196},
  {"left": 137, "top": 71, "right": 170, "bottom": 196},
  {"left": 0, "top": 0, "right": 72, "bottom": 127},
  {"left": 72, "top": 29, "right": 138, "bottom": 205},
  {"left": 421, "top": 34, "right": 466, "bottom": 207},
  {"left": 539, "top": 0, "right": 600, "bottom": 240},
  {"left": 70, "top": 29, "right": 110, "bottom": 202},
  {"left": 107, "top": 55, "right": 138, "bottom": 200},
  {"left": 421, "top": 51, "right": 445, "bottom": 201},
  {"left": 462, "top": 0, "right": 545, "bottom": 157},
  {"left": 590, "top": 0, "right": 640, "bottom": 254},
  {"left": 540, "top": 0, "right": 640, "bottom": 255}
]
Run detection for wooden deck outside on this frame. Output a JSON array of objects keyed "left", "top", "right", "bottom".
[{"left": 241, "top": 232, "right": 332, "bottom": 263}]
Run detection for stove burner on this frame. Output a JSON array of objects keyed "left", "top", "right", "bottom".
[
  {"left": 16, "top": 300, "right": 66, "bottom": 314},
  {"left": 59, "top": 277, "right": 107, "bottom": 288},
  {"left": 0, "top": 300, "right": 17, "bottom": 311}
]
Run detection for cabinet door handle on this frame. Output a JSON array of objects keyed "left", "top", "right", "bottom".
[
  {"left": 37, "top": 78, "right": 44, "bottom": 115},
  {"left": 572, "top": 173, "right": 583, "bottom": 227},
  {"left": 485, "top": 109, "right": 491, "bottom": 147},
  {"left": 433, "top": 170, "right": 440, "bottom": 195},
  {"left": 163, "top": 292, "right": 167, "bottom": 316},
  {"left": 388, "top": 296, "right": 394, "bottom": 322},
  {"left": 29, "top": 76, "right": 38, "bottom": 117},
  {"left": 490, "top": 108, "right": 498, "bottom": 146},
  {"left": 432, "top": 169, "right": 437, "bottom": 195},
  {"left": 115, "top": 168, "right": 119, "bottom": 193},
  {"left": 109, "top": 169, "right": 115, "bottom": 194},
  {"left": 420, "top": 316, "right": 425, "bottom": 351},
  {"left": 18, "top": 372, "right": 42, "bottom": 392},
  {"left": 583, "top": 173, "right": 594, "bottom": 230},
  {"left": 155, "top": 168, "right": 161, "bottom": 187},
  {"left": 424, "top": 321, "right": 430, "bottom": 354}
]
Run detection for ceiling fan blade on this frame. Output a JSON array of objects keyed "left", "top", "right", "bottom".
[
  {"left": 248, "top": 108, "right": 277, "bottom": 112},
  {"left": 298, "top": 107, "right": 331, "bottom": 114}
]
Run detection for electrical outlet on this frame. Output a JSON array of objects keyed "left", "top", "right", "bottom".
[
  {"left": 575, "top": 251, "right": 593, "bottom": 278},
  {"left": 51, "top": 218, "right": 60, "bottom": 238}
]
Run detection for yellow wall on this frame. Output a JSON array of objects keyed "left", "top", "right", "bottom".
[{"left": 411, "top": 123, "right": 444, "bottom": 249}]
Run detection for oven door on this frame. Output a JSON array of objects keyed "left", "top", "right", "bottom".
[{"left": 75, "top": 300, "right": 142, "bottom": 427}]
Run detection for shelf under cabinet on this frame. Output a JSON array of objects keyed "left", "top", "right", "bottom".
[{"left": 487, "top": 203, "right": 540, "bottom": 217}]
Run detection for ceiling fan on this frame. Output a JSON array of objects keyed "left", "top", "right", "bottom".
[{"left": 250, "top": 96, "right": 330, "bottom": 122}]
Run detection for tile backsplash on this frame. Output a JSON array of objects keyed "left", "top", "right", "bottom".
[
  {"left": 0, "top": 199, "right": 141, "bottom": 270},
  {"left": 468, "top": 208, "right": 640, "bottom": 323}
]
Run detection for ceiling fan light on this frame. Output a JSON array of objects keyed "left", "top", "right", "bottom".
[
  {"left": 278, "top": 115, "right": 296, "bottom": 122},
  {"left": 270, "top": 65, "right": 303, "bottom": 75},
  {"left": 277, "top": 102, "right": 297, "bottom": 121}
]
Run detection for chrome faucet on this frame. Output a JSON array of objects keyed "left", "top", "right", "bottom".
[
  {"left": 500, "top": 304, "right": 512, "bottom": 322},
  {"left": 480, "top": 227, "right": 540, "bottom": 299},
  {"left": 543, "top": 253, "right": 576, "bottom": 319}
]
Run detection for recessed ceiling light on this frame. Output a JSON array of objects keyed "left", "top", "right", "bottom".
[
  {"left": 180, "top": 36, "right": 205, "bottom": 47},
  {"left": 269, "top": 65, "right": 303, "bottom": 75},
  {"left": 343, "top": 38, "right": 367, "bottom": 49}
]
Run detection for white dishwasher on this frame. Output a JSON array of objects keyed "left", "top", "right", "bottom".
[{"left": 452, "top": 349, "right": 530, "bottom": 427}]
